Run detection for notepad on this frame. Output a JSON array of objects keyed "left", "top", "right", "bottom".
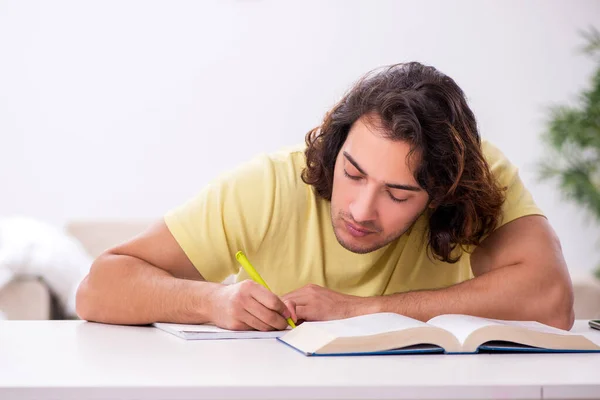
[
  {"left": 153, "top": 322, "right": 289, "bottom": 340},
  {"left": 277, "top": 313, "right": 600, "bottom": 356}
]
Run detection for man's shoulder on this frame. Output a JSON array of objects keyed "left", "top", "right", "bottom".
[
  {"left": 480, "top": 139, "right": 516, "bottom": 175},
  {"left": 481, "top": 139, "right": 504, "bottom": 160},
  {"left": 264, "top": 143, "right": 306, "bottom": 165},
  {"left": 257, "top": 143, "right": 307, "bottom": 185},
  {"left": 215, "top": 143, "right": 306, "bottom": 184}
]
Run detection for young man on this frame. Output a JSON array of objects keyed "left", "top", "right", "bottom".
[{"left": 76, "top": 62, "right": 575, "bottom": 331}]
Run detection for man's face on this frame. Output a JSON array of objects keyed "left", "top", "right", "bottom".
[{"left": 330, "top": 115, "right": 430, "bottom": 254}]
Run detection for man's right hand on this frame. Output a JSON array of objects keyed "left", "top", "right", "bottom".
[{"left": 209, "top": 280, "right": 297, "bottom": 331}]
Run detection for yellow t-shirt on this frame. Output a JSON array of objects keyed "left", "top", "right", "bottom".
[{"left": 164, "top": 140, "right": 544, "bottom": 297}]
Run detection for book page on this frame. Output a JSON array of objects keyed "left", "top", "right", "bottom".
[
  {"left": 307, "top": 313, "right": 429, "bottom": 337},
  {"left": 427, "top": 315, "right": 579, "bottom": 345},
  {"left": 484, "top": 319, "right": 575, "bottom": 335},
  {"left": 582, "top": 331, "right": 600, "bottom": 346},
  {"left": 427, "top": 315, "right": 504, "bottom": 345}
]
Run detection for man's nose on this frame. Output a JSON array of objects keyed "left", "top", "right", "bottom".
[{"left": 349, "top": 187, "right": 378, "bottom": 223}]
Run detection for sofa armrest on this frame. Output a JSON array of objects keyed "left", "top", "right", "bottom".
[
  {"left": 0, "top": 278, "right": 52, "bottom": 320},
  {"left": 572, "top": 273, "right": 600, "bottom": 320}
]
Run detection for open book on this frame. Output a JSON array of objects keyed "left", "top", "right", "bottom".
[
  {"left": 277, "top": 313, "right": 600, "bottom": 356},
  {"left": 153, "top": 322, "right": 290, "bottom": 340}
]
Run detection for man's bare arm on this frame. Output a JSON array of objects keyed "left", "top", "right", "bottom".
[
  {"left": 75, "top": 220, "right": 222, "bottom": 325},
  {"left": 76, "top": 220, "right": 296, "bottom": 329},
  {"left": 285, "top": 216, "right": 575, "bottom": 330},
  {"left": 371, "top": 215, "right": 575, "bottom": 329}
]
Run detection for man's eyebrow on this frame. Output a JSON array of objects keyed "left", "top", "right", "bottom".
[
  {"left": 343, "top": 151, "right": 367, "bottom": 175},
  {"left": 342, "top": 151, "right": 422, "bottom": 192}
]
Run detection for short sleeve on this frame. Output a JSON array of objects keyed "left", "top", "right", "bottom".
[
  {"left": 163, "top": 154, "right": 279, "bottom": 283},
  {"left": 483, "top": 140, "right": 545, "bottom": 228}
]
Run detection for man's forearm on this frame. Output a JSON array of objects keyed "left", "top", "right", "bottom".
[
  {"left": 364, "top": 263, "right": 574, "bottom": 329},
  {"left": 76, "top": 254, "right": 223, "bottom": 325}
]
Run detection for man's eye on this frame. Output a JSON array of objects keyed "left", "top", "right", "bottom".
[
  {"left": 389, "top": 193, "right": 408, "bottom": 203},
  {"left": 343, "top": 170, "right": 361, "bottom": 180}
]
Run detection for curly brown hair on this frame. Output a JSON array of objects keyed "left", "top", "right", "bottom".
[{"left": 301, "top": 62, "right": 506, "bottom": 263}]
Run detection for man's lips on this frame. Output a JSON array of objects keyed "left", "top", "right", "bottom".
[{"left": 344, "top": 220, "right": 377, "bottom": 237}]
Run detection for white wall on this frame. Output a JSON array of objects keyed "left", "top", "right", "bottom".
[{"left": 1, "top": 0, "right": 599, "bottom": 273}]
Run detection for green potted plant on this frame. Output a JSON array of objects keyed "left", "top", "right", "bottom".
[{"left": 537, "top": 27, "right": 600, "bottom": 280}]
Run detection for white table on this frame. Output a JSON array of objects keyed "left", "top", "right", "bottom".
[{"left": 0, "top": 320, "right": 599, "bottom": 400}]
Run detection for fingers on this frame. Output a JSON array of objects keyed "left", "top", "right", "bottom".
[
  {"left": 251, "top": 285, "right": 290, "bottom": 317},
  {"left": 281, "top": 291, "right": 308, "bottom": 308},
  {"left": 282, "top": 293, "right": 316, "bottom": 322},
  {"left": 283, "top": 299, "right": 298, "bottom": 323},
  {"left": 244, "top": 296, "right": 289, "bottom": 330},
  {"left": 281, "top": 284, "right": 315, "bottom": 305},
  {"left": 226, "top": 321, "right": 254, "bottom": 331},
  {"left": 230, "top": 281, "right": 299, "bottom": 331},
  {"left": 240, "top": 303, "right": 279, "bottom": 331},
  {"left": 295, "top": 305, "right": 314, "bottom": 322}
]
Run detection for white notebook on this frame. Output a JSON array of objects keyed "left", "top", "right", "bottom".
[{"left": 153, "top": 322, "right": 289, "bottom": 340}]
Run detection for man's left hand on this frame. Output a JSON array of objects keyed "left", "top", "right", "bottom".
[{"left": 282, "top": 284, "right": 367, "bottom": 322}]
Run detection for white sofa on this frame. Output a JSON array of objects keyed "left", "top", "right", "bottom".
[
  {"left": 0, "top": 220, "right": 152, "bottom": 320},
  {"left": 1, "top": 220, "right": 599, "bottom": 320}
]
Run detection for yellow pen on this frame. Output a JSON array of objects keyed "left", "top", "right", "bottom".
[{"left": 235, "top": 250, "right": 296, "bottom": 329}]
